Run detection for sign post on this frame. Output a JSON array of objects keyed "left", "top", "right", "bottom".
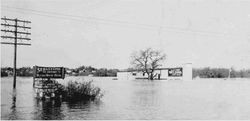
[{"left": 33, "top": 66, "right": 65, "bottom": 99}]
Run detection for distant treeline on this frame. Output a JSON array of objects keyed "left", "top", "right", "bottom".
[
  {"left": 2, "top": 66, "right": 250, "bottom": 78},
  {"left": 193, "top": 67, "right": 250, "bottom": 78},
  {"left": 1, "top": 66, "right": 119, "bottom": 77},
  {"left": 67, "top": 66, "right": 119, "bottom": 77},
  {"left": 1, "top": 67, "right": 33, "bottom": 77}
]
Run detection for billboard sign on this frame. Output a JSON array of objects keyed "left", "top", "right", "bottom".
[
  {"left": 168, "top": 68, "right": 183, "bottom": 77},
  {"left": 33, "top": 66, "right": 65, "bottom": 79}
]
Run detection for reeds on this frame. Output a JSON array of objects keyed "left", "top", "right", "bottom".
[{"left": 55, "top": 80, "right": 103, "bottom": 101}]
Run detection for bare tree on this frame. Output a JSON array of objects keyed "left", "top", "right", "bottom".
[{"left": 131, "top": 48, "right": 166, "bottom": 80}]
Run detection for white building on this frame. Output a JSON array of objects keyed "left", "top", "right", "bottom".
[{"left": 117, "top": 63, "right": 192, "bottom": 81}]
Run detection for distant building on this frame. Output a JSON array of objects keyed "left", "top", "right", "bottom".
[
  {"left": 117, "top": 63, "right": 192, "bottom": 81},
  {"left": 66, "top": 69, "right": 72, "bottom": 74}
]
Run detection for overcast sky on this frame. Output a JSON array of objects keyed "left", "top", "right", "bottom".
[{"left": 1, "top": 0, "right": 250, "bottom": 70}]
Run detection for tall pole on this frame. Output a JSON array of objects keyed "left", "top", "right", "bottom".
[
  {"left": 1, "top": 17, "right": 31, "bottom": 89},
  {"left": 13, "top": 19, "right": 17, "bottom": 89}
]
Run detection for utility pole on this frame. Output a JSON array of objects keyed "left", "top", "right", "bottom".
[{"left": 1, "top": 17, "right": 31, "bottom": 89}]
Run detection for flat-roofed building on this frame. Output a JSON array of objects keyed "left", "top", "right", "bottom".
[{"left": 117, "top": 63, "right": 192, "bottom": 81}]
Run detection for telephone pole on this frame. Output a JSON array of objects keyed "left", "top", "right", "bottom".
[{"left": 1, "top": 17, "right": 31, "bottom": 89}]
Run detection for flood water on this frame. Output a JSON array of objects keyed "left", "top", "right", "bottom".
[{"left": 1, "top": 77, "right": 250, "bottom": 120}]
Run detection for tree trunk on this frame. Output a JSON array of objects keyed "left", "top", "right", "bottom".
[
  {"left": 145, "top": 71, "right": 155, "bottom": 80},
  {"left": 150, "top": 74, "right": 154, "bottom": 80},
  {"left": 146, "top": 72, "right": 150, "bottom": 80},
  {"left": 149, "top": 73, "right": 154, "bottom": 80}
]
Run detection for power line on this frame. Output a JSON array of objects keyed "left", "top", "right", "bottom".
[
  {"left": 1, "top": 42, "right": 31, "bottom": 45},
  {"left": 1, "top": 17, "right": 31, "bottom": 23},
  {"left": 2, "top": 6, "right": 158, "bottom": 28},
  {"left": 2, "top": 7, "right": 158, "bottom": 31},
  {"left": 2, "top": 6, "right": 232, "bottom": 37},
  {"left": 1, "top": 23, "right": 31, "bottom": 29},
  {"left": 1, "top": 30, "right": 31, "bottom": 35},
  {"left": 1, "top": 36, "right": 31, "bottom": 40}
]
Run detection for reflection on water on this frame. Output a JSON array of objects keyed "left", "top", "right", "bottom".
[
  {"left": 34, "top": 99, "right": 64, "bottom": 120},
  {"left": 1, "top": 77, "right": 250, "bottom": 120},
  {"left": 9, "top": 89, "right": 17, "bottom": 120}
]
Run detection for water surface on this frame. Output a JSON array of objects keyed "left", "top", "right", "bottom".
[{"left": 1, "top": 77, "right": 250, "bottom": 120}]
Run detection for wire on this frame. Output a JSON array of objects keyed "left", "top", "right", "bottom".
[
  {"left": 2, "top": 7, "right": 159, "bottom": 31},
  {"left": 2, "top": 5, "right": 235, "bottom": 37},
  {"left": 2, "top": 6, "right": 158, "bottom": 28}
]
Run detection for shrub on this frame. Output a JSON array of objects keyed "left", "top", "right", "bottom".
[{"left": 55, "top": 80, "right": 103, "bottom": 102}]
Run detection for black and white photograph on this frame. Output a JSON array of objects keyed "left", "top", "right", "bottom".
[{"left": 1, "top": 0, "right": 250, "bottom": 120}]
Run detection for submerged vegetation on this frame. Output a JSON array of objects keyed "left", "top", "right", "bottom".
[{"left": 56, "top": 80, "right": 103, "bottom": 101}]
